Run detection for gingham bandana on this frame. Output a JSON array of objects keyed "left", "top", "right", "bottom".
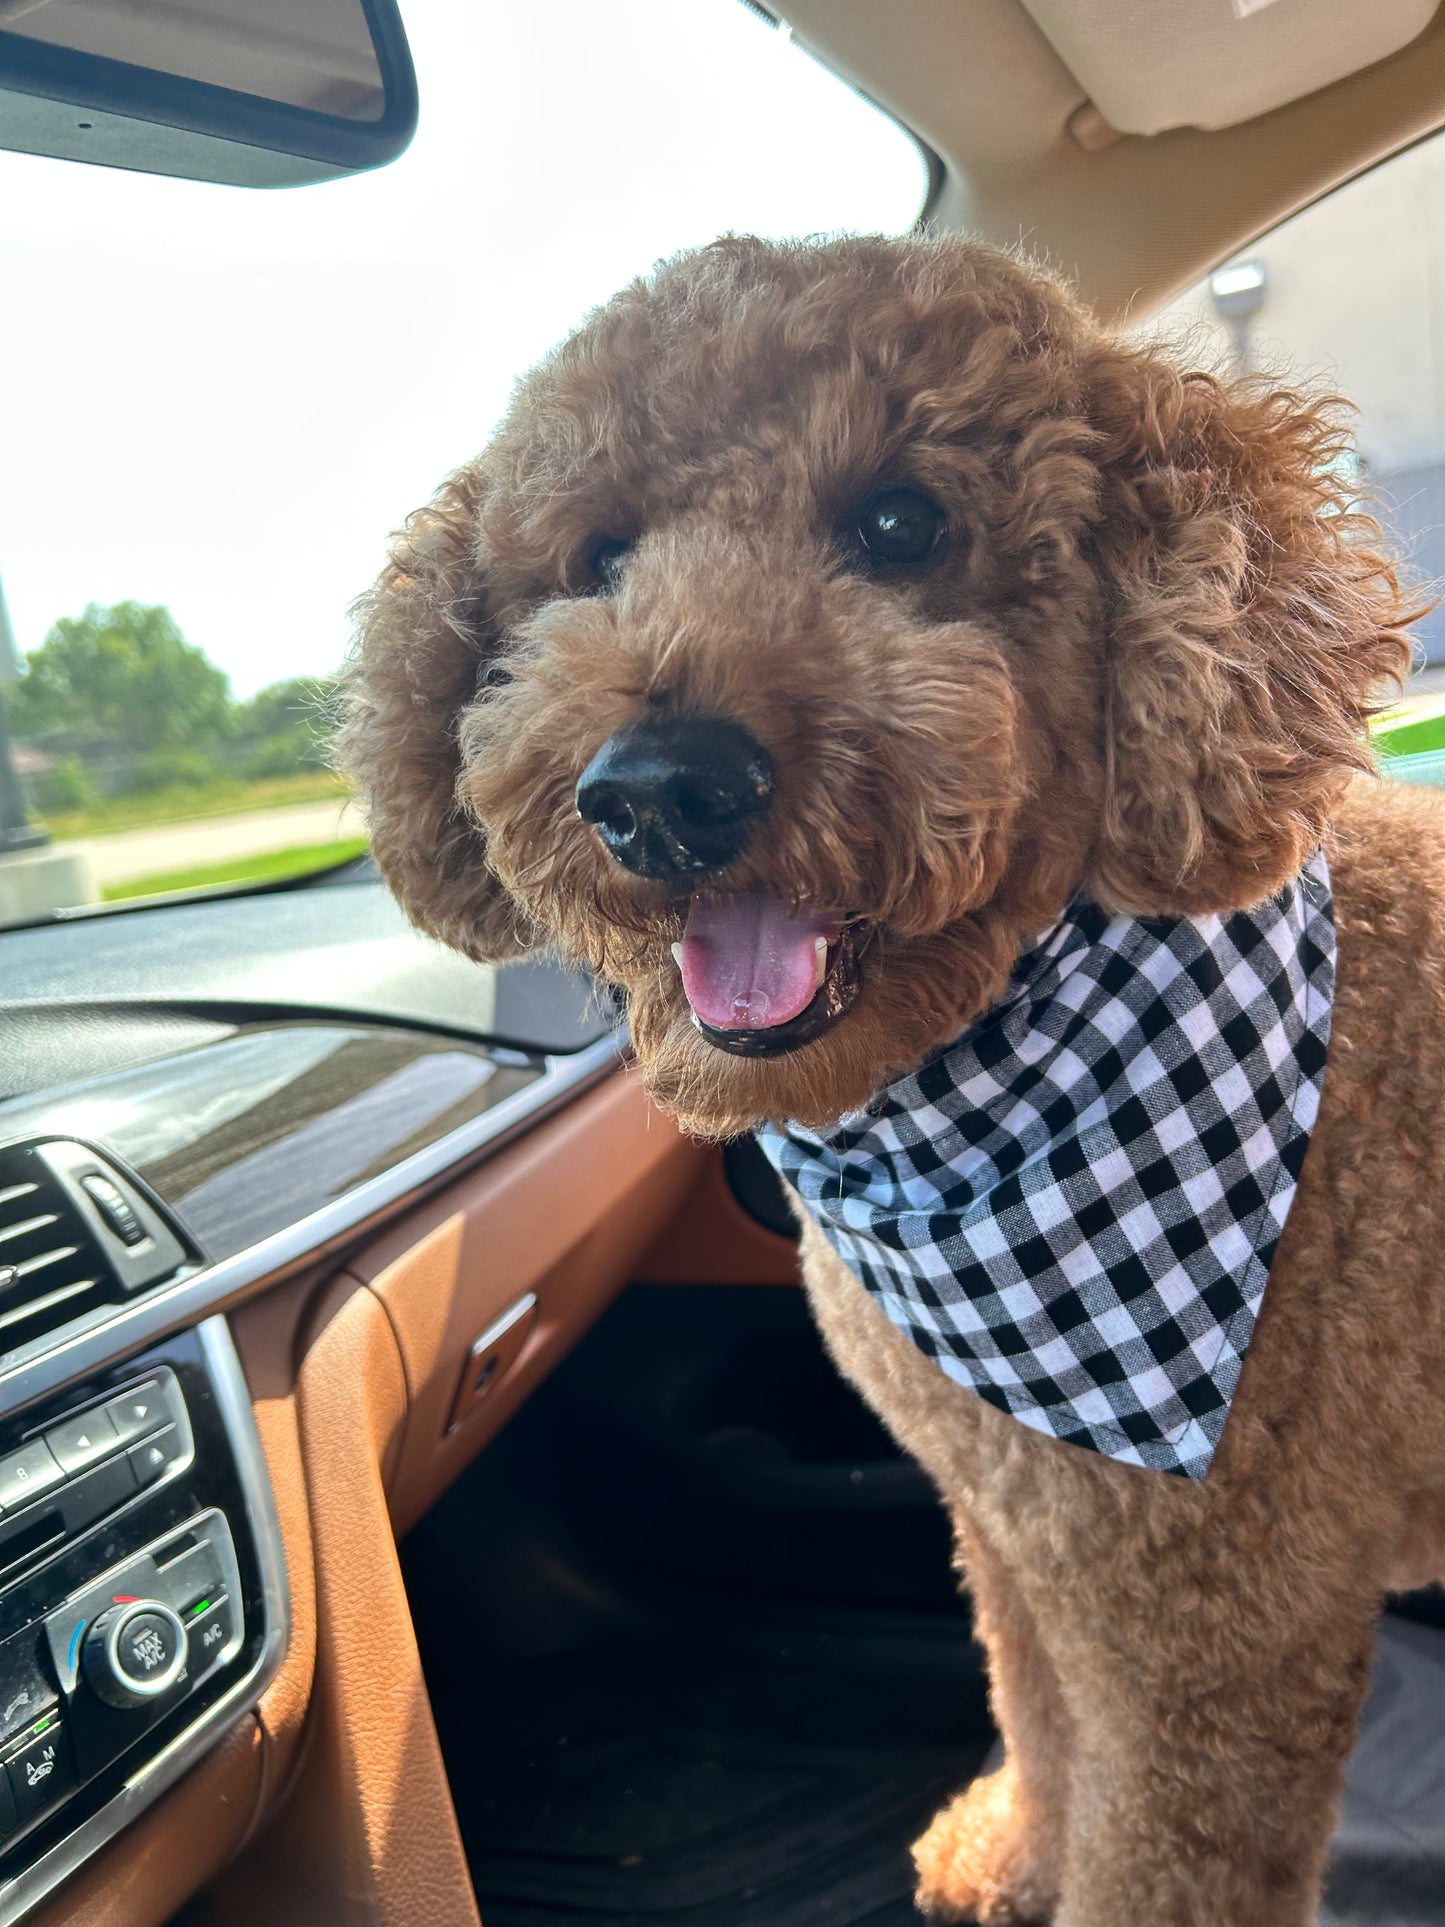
[{"left": 758, "top": 853, "right": 1335, "bottom": 1479}]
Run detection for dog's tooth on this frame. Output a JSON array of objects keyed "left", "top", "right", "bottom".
[
  {"left": 814, "top": 936, "right": 828, "bottom": 988},
  {"left": 670, "top": 942, "right": 686, "bottom": 972}
]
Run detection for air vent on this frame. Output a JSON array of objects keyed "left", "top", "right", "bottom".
[{"left": 0, "top": 1141, "right": 190, "bottom": 1352}]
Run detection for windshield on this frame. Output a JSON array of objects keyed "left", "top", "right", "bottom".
[{"left": 0, "top": 0, "right": 928, "bottom": 921}]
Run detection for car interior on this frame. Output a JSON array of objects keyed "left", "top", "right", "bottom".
[{"left": 6, "top": 2, "right": 1445, "bottom": 1924}]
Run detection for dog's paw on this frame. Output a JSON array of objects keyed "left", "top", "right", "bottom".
[{"left": 912, "top": 1765, "right": 1054, "bottom": 1925}]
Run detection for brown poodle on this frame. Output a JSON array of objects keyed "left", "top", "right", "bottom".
[{"left": 338, "top": 234, "right": 1442, "bottom": 1926}]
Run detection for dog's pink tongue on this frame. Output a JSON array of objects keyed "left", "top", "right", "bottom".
[{"left": 681, "top": 894, "right": 834, "bottom": 1031}]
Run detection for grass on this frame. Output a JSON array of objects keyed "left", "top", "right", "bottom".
[
  {"left": 101, "top": 835, "right": 369, "bottom": 903},
  {"left": 39, "top": 769, "right": 351, "bottom": 841},
  {"left": 1373, "top": 691, "right": 1445, "bottom": 762}
]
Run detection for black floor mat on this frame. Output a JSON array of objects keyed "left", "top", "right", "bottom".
[
  {"left": 1322, "top": 1615, "right": 1445, "bottom": 1927},
  {"left": 444, "top": 1619, "right": 1445, "bottom": 1927},
  {"left": 443, "top": 1648, "right": 988, "bottom": 1927},
  {"left": 405, "top": 1290, "right": 1445, "bottom": 1925}
]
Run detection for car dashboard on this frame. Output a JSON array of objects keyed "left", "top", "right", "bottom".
[{"left": 0, "top": 877, "right": 731, "bottom": 1925}]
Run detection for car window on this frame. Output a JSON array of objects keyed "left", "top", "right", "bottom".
[
  {"left": 0, "top": 0, "right": 929, "bottom": 922},
  {"left": 1145, "top": 130, "right": 1445, "bottom": 675}
]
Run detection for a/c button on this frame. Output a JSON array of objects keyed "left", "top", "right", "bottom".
[{"left": 186, "top": 1594, "right": 239, "bottom": 1672}]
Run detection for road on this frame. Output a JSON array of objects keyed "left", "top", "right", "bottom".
[{"left": 69, "top": 797, "right": 364, "bottom": 888}]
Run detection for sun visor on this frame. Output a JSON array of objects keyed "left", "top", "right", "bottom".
[{"left": 1019, "top": 0, "right": 1440, "bottom": 135}]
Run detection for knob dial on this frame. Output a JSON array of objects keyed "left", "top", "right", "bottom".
[{"left": 82, "top": 1599, "right": 188, "bottom": 1708}]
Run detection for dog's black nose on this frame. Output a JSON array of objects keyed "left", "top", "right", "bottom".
[{"left": 575, "top": 718, "right": 773, "bottom": 878}]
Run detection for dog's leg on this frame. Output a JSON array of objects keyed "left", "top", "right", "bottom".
[
  {"left": 796, "top": 1224, "right": 1069, "bottom": 1922},
  {"left": 913, "top": 1514, "right": 1067, "bottom": 1925},
  {"left": 1036, "top": 1565, "right": 1379, "bottom": 1927}
]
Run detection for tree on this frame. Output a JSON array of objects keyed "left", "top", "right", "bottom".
[
  {"left": 231, "top": 674, "right": 339, "bottom": 745},
  {"left": 9, "top": 601, "right": 232, "bottom": 752},
  {"left": 231, "top": 673, "right": 340, "bottom": 777}
]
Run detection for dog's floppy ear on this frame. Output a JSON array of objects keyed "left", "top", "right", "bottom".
[
  {"left": 1081, "top": 348, "right": 1416, "bottom": 916},
  {"left": 338, "top": 464, "right": 534, "bottom": 962}
]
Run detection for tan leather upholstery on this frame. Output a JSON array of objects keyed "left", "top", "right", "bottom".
[
  {"left": 31, "top": 1716, "right": 264, "bottom": 1927},
  {"left": 352, "top": 1069, "right": 704, "bottom": 1535},
  {"left": 200, "top": 1274, "right": 481, "bottom": 1927},
  {"left": 35, "top": 1072, "right": 700, "bottom": 1922},
  {"left": 230, "top": 1270, "right": 322, "bottom": 1811},
  {"left": 636, "top": 1144, "right": 802, "bottom": 1289},
  {"left": 191, "top": 1069, "right": 696, "bottom": 1925}
]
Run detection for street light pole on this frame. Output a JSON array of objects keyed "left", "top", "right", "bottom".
[
  {"left": 0, "top": 572, "right": 49, "bottom": 854},
  {"left": 1208, "top": 260, "right": 1268, "bottom": 375}
]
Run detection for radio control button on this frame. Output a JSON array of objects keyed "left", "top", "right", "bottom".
[
  {"left": 101, "top": 1383, "right": 165, "bottom": 1445},
  {"left": 45, "top": 1407, "right": 120, "bottom": 1477},
  {"left": 0, "top": 1441, "right": 64, "bottom": 1513},
  {"left": 83, "top": 1601, "right": 188, "bottom": 1708},
  {"left": 128, "top": 1426, "right": 183, "bottom": 1487},
  {"left": 7, "top": 1721, "right": 76, "bottom": 1823}
]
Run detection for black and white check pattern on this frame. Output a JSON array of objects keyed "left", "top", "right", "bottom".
[{"left": 758, "top": 853, "right": 1335, "bottom": 1479}]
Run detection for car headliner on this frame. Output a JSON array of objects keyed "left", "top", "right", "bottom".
[{"left": 779, "top": 0, "right": 1445, "bottom": 321}]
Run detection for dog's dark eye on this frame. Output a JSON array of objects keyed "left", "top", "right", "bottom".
[
  {"left": 854, "top": 489, "right": 946, "bottom": 567},
  {"left": 586, "top": 535, "right": 633, "bottom": 592}
]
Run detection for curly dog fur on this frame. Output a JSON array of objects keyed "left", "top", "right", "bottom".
[{"left": 339, "top": 234, "right": 1435, "bottom": 1924}]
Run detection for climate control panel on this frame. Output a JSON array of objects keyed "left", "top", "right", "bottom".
[
  {"left": 0, "top": 1321, "right": 286, "bottom": 1922},
  {"left": 0, "top": 1450, "right": 246, "bottom": 1854}
]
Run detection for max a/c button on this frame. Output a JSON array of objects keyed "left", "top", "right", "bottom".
[{"left": 8, "top": 1722, "right": 76, "bottom": 1824}]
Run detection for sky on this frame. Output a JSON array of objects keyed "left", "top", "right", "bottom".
[{"left": 0, "top": 0, "right": 927, "bottom": 700}]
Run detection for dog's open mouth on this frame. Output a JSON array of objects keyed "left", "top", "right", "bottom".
[{"left": 671, "top": 892, "right": 865, "bottom": 1058}]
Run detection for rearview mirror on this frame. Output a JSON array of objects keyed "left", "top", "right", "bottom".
[{"left": 0, "top": 0, "right": 418, "bottom": 187}]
